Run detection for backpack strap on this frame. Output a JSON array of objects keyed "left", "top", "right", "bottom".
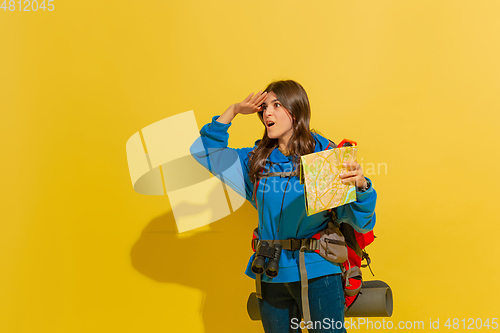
[
  {"left": 299, "top": 246, "right": 311, "bottom": 322},
  {"left": 255, "top": 274, "right": 263, "bottom": 300},
  {"left": 326, "top": 140, "right": 337, "bottom": 150},
  {"left": 252, "top": 168, "right": 264, "bottom": 210}
]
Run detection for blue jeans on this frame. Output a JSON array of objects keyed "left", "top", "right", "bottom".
[{"left": 258, "top": 274, "right": 346, "bottom": 333}]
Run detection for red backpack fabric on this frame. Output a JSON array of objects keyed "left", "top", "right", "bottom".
[
  {"left": 340, "top": 222, "right": 375, "bottom": 309},
  {"left": 326, "top": 138, "right": 376, "bottom": 310}
]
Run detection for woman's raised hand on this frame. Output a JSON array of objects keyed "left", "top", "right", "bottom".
[
  {"left": 233, "top": 91, "right": 268, "bottom": 115},
  {"left": 340, "top": 162, "right": 369, "bottom": 191},
  {"left": 215, "top": 91, "right": 268, "bottom": 125}
]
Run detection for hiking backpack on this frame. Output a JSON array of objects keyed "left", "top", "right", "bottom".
[{"left": 251, "top": 138, "right": 375, "bottom": 312}]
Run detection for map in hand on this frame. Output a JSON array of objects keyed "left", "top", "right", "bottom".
[{"left": 300, "top": 146, "right": 358, "bottom": 216}]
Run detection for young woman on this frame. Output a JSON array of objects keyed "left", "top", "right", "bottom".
[{"left": 190, "top": 80, "right": 377, "bottom": 333}]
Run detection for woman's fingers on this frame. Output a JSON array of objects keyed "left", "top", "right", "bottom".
[
  {"left": 340, "top": 162, "right": 363, "bottom": 184},
  {"left": 237, "top": 91, "right": 268, "bottom": 114},
  {"left": 249, "top": 91, "right": 267, "bottom": 106},
  {"left": 343, "top": 162, "right": 361, "bottom": 171},
  {"left": 243, "top": 93, "right": 254, "bottom": 103},
  {"left": 242, "top": 91, "right": 267, "bottom": 105},
  {"left": 340, "top": 174, "right": 363, "bottom": 187},
  {"left": 340, "top": 162, "right": 367, "bottom": 189},
  {"left": 255, "top": 91, "right": 267, "bottom": 105},
  {"left": 340, "top": 172, "right": 362, "bottom": 186},
  {"left": 339, "top": 170, "right": 358, "bottom": 179},
  {"left": 248, "top": 91, "right": 262, "bottom": 104}
]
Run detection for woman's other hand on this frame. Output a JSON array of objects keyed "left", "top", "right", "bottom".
[
  {"left": 233, "top": 91, "right": 268, "bottom": 115},
  {"left": 340, "top": 162, "right": 369, "bottom": 191}
]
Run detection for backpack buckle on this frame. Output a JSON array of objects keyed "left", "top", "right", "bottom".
[
  {"left": 288, "top": 238, "right": 317, "bottom": 251},
  {"left": 308, "top": 238, "right": 319, "bottom": 252},
  {"left": 252, "top": 238, "right": 259, "bottom": 252},
  {"left": 289, "top": 239, "right": 302, "bottom": 251}
]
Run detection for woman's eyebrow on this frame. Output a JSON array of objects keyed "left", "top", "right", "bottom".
[{"left": 261, "top": 99, "right": 279, "bottom": 105}]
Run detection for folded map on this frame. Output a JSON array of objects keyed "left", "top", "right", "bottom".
[{"left": 300, "top": 145, "right": 358, "bottom": 215}]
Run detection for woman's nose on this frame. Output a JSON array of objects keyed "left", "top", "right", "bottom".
[{"left": 264, "top": 106, "right": 273, "bottom": 117}]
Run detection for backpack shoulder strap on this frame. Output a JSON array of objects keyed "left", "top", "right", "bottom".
[{"left": 326, "top": 139, "right": 337, "bottom": 150}]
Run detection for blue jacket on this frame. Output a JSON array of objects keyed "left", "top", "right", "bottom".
[{"left": 190, "top": 115, "right": 377, "bottom": 283}]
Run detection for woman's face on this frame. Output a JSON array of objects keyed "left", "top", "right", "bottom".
[{"left": 261, "top": 92, "right": 295, "bottom": 147}]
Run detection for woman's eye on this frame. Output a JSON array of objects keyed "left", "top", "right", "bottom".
[
  {"left": 274, "top": 103, "right": 281, "bottom": 108},
  {"left": 261, "top": 105, "right": 267, "bottom": 110}
]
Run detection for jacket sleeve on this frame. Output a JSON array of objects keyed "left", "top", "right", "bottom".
[
  {"left": 189, "top": 115, "right": 256, "bottom": 206},
  {"left": 336, "top": 177, "right": 377, "bottom": 233}
]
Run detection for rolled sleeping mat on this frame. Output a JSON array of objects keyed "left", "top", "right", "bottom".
[
  {"left": 345, "top": 280, "right": 393, "bottom": 317},
  {"left": 246, "top": 280, "right": 393, "bottom": 321},
  {"left": 247, "top": 292, "right": 261, "bottom": 321}
]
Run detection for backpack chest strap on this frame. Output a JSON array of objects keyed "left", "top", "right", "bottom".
[{"left": 257, "top": 170, "right": 298, "bottom": 178}]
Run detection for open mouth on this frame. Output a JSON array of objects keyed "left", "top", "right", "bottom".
[{"left": 267, "top": 121, "right": 275, "bottom": 128}]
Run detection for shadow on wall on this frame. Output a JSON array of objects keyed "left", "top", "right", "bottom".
[{"left": 130, "top": 201, "right": 264, "bottom": 333}]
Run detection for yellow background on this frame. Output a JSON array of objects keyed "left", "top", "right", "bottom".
[{"left": 1, "top": 0, "right": 500, "bottom": 332}]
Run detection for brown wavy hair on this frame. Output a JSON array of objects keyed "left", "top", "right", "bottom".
[{"left": 248, "top": 80, "right": 316, "bottom": 183}]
